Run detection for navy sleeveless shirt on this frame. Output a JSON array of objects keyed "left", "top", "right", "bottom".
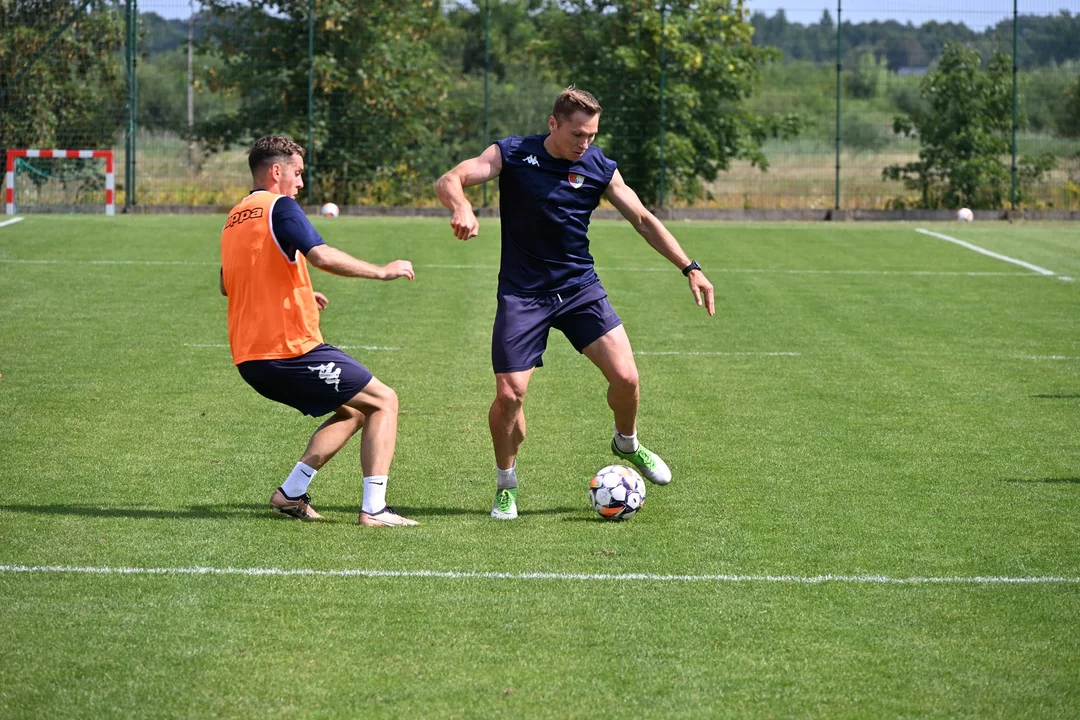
[{"left": 495, "top": 134, "right": 618, "bottom": 295}]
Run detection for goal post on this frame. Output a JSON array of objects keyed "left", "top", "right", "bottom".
[{"left": 5, "top": 149, "right": 115, "bottom": 216}]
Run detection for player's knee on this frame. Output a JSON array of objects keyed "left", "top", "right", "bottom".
[
  {"left": 494, "top": 385, "right": 526, "bottom": 411},
  {"left": 611, "top": 367, "right": 640, "bottom": 396}
]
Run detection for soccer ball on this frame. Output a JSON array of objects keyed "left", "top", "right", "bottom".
[
  {"left": 957, "top": 207, "right": 974, "bottom": 222},
  {"left": 320, "top": 202, "right": 340, "bottom": 218},
  {"left": 589, "top": 465, "right": 646, "bottom": 520}
]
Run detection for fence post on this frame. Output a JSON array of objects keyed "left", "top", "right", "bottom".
[
  {"left": 1010, "top": 0, "right": 1018, "bottom": 211},
  {"left": 483, "top": 0, "right": 490, "bottom": 208},
  {"left": 834, "top": 0, "right": 842, "bottom": 211},
  {"left": 658, "top": 1, "right": 666, "bottom": 209},
  {"left": 307, "top": 0, "right": 315, "bottom": 205},
  {"left": 125, "top": 0, "right": 138, "bottom": 208}
]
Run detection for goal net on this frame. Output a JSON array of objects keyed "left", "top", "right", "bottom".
[{"left": 5, "top": 150, "right": 115, "bottom": 216}]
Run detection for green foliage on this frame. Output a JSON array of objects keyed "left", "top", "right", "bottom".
[
  {"left": 1060, "top": 73, "right": 1080, "bottom": 138},
  {"left": 751, "top": 9, "right": 1080, "bottom": 70},
  {"left": 842, "top": 112, "right": 888, "bottom": 154},
  {"left": 537, "top": 0, "right": 803, "bottom": 206},
  {"left": 195, "top": 0, "right": 452, "bottom": 204},
  {"left": 845, "top": 52, "right": 888, "bottom": 99},
  {"left": 0, "top": 0, "right": 126, "bottom": 150},
  {"left": 883, "top": 41, "right": 1056, "bottom": 209}
]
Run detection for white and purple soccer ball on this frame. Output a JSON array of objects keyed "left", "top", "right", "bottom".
[
  {"left": 589, "top": 464, "right": 646, "bottom": 520},
  {"left": 320, "top": 202, "right": 340, "bottom": 218},
  {"left": 956, "top": 207, "right": 974, "bottom": 222}
]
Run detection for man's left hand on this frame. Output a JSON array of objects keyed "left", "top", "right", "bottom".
[
  {"left": 314, "top": 291, "right": 329, "bottom": 310},
  {"left": 688, "top": 271, "right": 715, "bottom": 317}
]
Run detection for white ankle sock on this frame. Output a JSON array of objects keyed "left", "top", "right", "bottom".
[
  {"left": 362, "top": 476, "right": 388, "bottom": 514},
  {"left": 614, "top": 428, "right": 639, "bottom": 453},
  {"left": 281, "top": 462, "right": 317, "bottom": 498},
  {"left": 496, "top": 463, "right": 517, "bottom": 490}
]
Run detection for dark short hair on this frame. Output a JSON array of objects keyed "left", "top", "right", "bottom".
[
  {"left": 551, "top": 86, "right": 602, "bottom": 123},
  {"left": 248, "top": 135, "right": 305, "bottom": 174}
]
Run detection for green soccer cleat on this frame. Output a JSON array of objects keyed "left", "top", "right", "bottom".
[
  {"left": 611, "top": 440, "right": 672, "bottom": 485},
  {"left": 491, "top": 487, "right": 519, "bottom": 520}
]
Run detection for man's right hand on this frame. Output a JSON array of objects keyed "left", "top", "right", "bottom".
[
  {"left": 381, "top": 260, "right": 415, "bottom": 281},
  {"left": 450, "top": 206, "right": 479, "bottom": 240}
]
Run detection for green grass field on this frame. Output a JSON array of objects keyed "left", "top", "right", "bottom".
[{"left": 1, "top": 215, "right": 1078, "bottom": 717}]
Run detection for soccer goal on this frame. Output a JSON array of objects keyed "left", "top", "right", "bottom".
[{"left": 5, "top": 149, "right": 115, "bottom": 216}]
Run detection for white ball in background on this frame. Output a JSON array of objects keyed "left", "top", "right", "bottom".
[
  {"left": 320, "top": 202, "right": 340, "bottom": 218},
  {"left": 956, "top": 207, "right": 974, "bottom": 222}
]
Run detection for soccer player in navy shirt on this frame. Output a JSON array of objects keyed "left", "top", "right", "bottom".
[{"left": 436, "top": 87, "right": 715, "bottom": 520}]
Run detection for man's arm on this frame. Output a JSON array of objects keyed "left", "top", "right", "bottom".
[
  {"left": 603, "top": 169, "right": 715, "bottom": 316},
  {"left": 435, "top": 143, "right": 503, "bottom": 240},
  {"left": 306, "top": 245, "right": 414, "bottom": 281}
]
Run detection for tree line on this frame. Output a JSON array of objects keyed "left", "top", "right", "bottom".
[
  {"left": 2, "top": 0, "right": 1077, "bottom": 209},
  {"left": 751, "top": 9, "right": 1080, "bottom": 70}
]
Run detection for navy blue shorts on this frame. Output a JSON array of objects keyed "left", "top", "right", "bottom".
[
  {"left": 492, "top": 281, "right": 622, "bottom": 373},
  {"left": 237, "top": 344, "right": 373, "bottom": 417}
]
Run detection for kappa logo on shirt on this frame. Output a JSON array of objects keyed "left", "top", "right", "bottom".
[
  {"left": 568, "top": 173, "right": 585, "bottom": 189},
  {"left": 308, "top": 362, "right": 342, "bottom": 391},
  {"left": 524, "top": 155, "right": 540, "bottom": 167},
  {"left": 223, "top": 206, "right": 264, "bottom": 230}
]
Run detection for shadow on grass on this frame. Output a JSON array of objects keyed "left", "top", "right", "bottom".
[
  {"left": 0, "top": 503, "right": 583, "bottom": 521},
  {"left": 1030, "top": 394, "right": 1080, "bottom": 399},
  {"left": 1003, "top": 478, "right": 1080, "bottom": 484}
]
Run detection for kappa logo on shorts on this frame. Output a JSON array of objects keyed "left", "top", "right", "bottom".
[
  {"left": 568, "top": 173, "right": 585, "bottom": 189},
  {"left": 308, "top": 362, "right": 342, "bottom": 391}
]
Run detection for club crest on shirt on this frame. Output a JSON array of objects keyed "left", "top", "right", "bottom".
[{"left": 568, "top": 173, "right": 585, "bottom": 189}]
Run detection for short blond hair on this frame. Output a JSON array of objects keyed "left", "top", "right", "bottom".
[{"left": 551, "top": 86, "right": 602, "bottom": 123}]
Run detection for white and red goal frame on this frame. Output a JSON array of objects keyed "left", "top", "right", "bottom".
[{"left": 5, "top": 149, "right": 115, "bottom": 216}]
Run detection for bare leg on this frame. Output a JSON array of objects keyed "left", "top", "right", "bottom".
[
  {"left": 582, "top": 325, "right": 639, "bottom": 436},
  {"left": 299, "top": 406, "right": 365, "bottom": 470},
  {"left": 341, "top": 377, "right": 399, "bottom": 477},
  {"left": 489, "top": 368, "right": 535, "bottom": 470}
]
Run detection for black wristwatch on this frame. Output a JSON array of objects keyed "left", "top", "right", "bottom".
[{"left": 681, "top": 260, "right": 702, "bottom": 276}]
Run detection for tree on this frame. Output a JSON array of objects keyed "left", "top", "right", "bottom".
[
  {"left": 538, "top": 0, "right": 802, "bottom": 206},
  {"left": 195, "top": 0, "right": 452, "bottom": 204},
  {"left": 883, "top": 41, "right": 1056, "bottom": 209},
  {"left": 0, "top": 0, "right": 126, "bottom": 151}
]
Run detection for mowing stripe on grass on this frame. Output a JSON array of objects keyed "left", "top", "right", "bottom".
[
  {"left": 0, "top": 217, "right": 24, "bottom": 229},
  {"left": 1018, "top": 355, "right": 1080, "bottom": 360},
  {"left": 1, "top": 564, "right": 1077, "bottom": 584},
  {"left": 915, "top": 228, "right": 1058, "bottom": 276},
  {"left": 635, "top": 351, "right": 800, "bottom": 357},
  {"left": 183, "top": 343, "right": 400, "bottom": 351},
  {"left": 0, "top": 257, "right": 1055, "bottom": 278}
]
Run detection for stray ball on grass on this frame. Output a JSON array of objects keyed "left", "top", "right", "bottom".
[{"left": 320, "top": 202, "right": 340, "bottom": 218}]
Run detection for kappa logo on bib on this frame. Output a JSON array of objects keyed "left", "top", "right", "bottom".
[{"left": 568, "top": 173, "right": 585, "bottom": 189}]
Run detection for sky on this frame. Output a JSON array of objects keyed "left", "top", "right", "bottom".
[{"left": 145, "top": 0, "right": 1077, "bottom": 33}]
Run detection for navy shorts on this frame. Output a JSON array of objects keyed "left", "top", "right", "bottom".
[
  {"left": 492, "top": 281, "right": 622, "bottom": 373},
  {"left": 237, "top": 344, "right": 373, "bottom": 417}
]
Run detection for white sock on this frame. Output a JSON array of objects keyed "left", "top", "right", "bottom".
[
  {"left": 281, "top": 462, "right": 317, "bottom": 498},
  {"left": 614, "top": 428, "right": 639, "bottom": 453},
  {"left": 496, "top": 463, "right": 517, "bottom": 490},
  {"left": 362, "top": 476, "right": 388, "bottom": 514}
]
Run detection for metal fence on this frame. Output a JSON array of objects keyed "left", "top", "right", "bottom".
[{"left": 2, "top": 0, "right": 1077, "bottom": 212}]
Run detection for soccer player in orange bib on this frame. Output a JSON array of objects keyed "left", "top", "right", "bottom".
[{"left": 220, "top": 135, "right": 418, "bottom": 527}]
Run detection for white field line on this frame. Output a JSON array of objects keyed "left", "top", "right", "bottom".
[
  {"left": 915, "top": 228, "right": 1060, "bottom": 277},
  {"left": 0, "top": 258, "right": 1050, "bottom": 278},
  {"left": 1017, "top": 355, "right": 1080, "bottom": 360},
  {"left": 183, "top": 343, "right": 399, "bottom": 351},
  {"left": 636, "top": 351, "right": 799, "bottom": 357},
  {"left": 0, "top": 217, "right": 25, "bottom": 229},
  {"left": 1, "top": 564, "right": 1077, "bottom": 585}
]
